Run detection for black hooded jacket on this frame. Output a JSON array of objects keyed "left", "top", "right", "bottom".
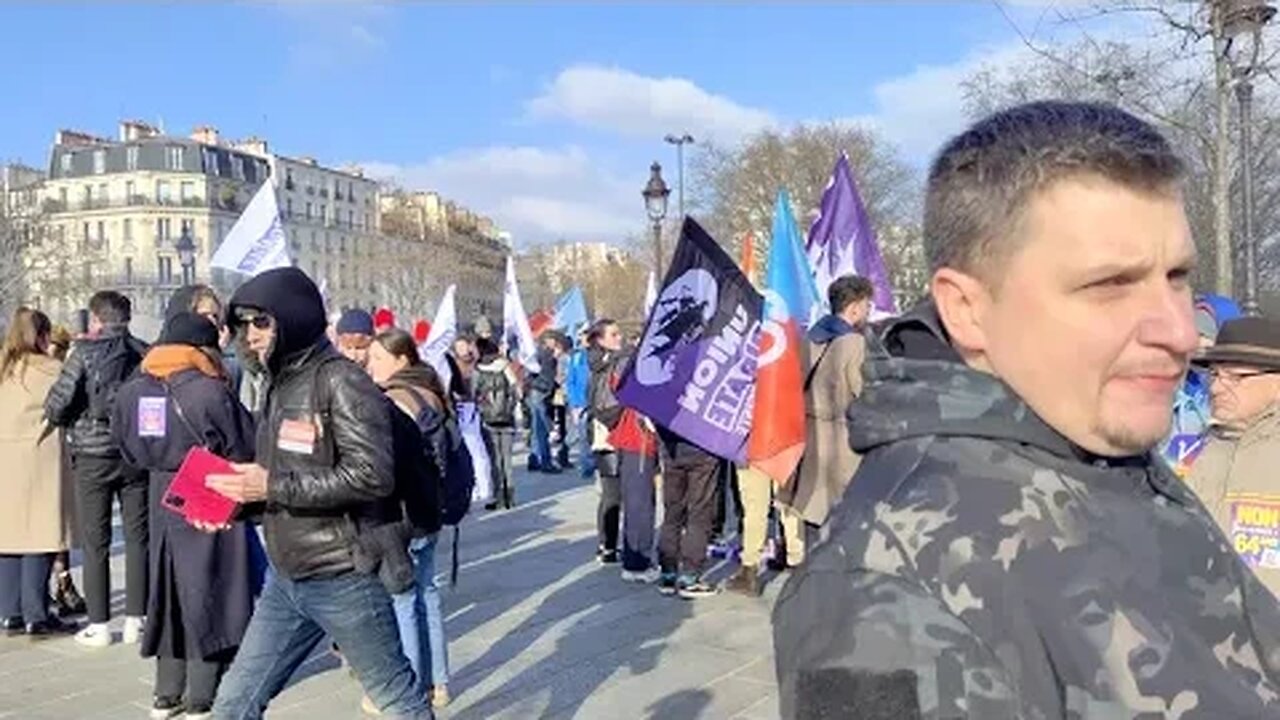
[
  {"left": 228, "top": 268, "right": 401, "bottom": 581},
  {"left": 45, "top": 324, "right": 148, "bottom": 458}
]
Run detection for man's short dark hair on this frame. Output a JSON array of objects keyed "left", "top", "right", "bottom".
[
  {"left": 587, "top": 318, "right": 617, "bottom": 347},
  {"left": 829, "top": 276, "right": 875, "bottom": 316},
  {"left": 88, "top": 290, "right": 131, "bottom": 325},
  {"left": 925, "top": 101, "right": 1185, "bottom": 280}
]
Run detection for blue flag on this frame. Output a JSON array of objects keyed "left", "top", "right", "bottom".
[{"left": 552, "top": 286, "right": 590, "bottom": 339}]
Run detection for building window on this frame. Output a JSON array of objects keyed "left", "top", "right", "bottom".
[
  {"left": 340, "top": 236, "right": 346, "bottom": 253},
  {"left": 180, "top": 218, "right": 194, "bottom": 238},
  {"left": 127, "top": 146, "right": 139, "bottom": 171},
  {"left": 82, "top": 185, "right": 92, "bottom": 208},
  {"left": 123, "top": 218, "right": 133, "bottom": 243},
  {"left": 286, "top": 169, "right": 295, "bottom": 190},
  {"left": 97, "top": 221, "right": 106, "bottom": 243},
  {"left": 310, "top": 231, "right": 318, "bottom": 251},
  {"left": 82, "top": 262, "right": 92, "bottom": 286},
  {"left": 125, "top": 180, "right": 136, "bottom": 203},
  {"left": 158, "top": 256, "right": 173, "bottom": 284},
  {"left": 82, "top": 222, "right": 90, "bottom": 246},
  {"left": 348, "top": 209, "right": 354, "bottom": 227},
  {"left": 305, "top": 202, "right": 312, "bottom": 220},
  {"left": 157, "top": 180, "right": 171, "bottom": 204},
  {"left": 156, "top": 217, "right": 171, "bottom": 242},
  {"left": 231, "top": 157, "right": 244, "bottom": 181},
  {"left": 124, "top": 257, "right": 133, "bottom": 284},
  {"left": 202, "top": 148, "right": 218, "bottom": 174},
  {"left": 348, "top": 182, "right": 355, "bottom": 202},
  {"left": 97, "top": 183, "right": 108, "bottom": 204},
  {"left": 320, "top": 205, "right": 327, "bottom": 224},
  {"left": 58, "top": 188, "right": 67, "bottom": 207},
  {"left": 93, "top": 150, "right": 105, "bottom": 175},
  {"left": 167, "top": 146, "right": 184, "bottom": 171},
  {"left": 180, "top": 181, "right": 194, "bottom": 203},
  {"left": 286, "top": 198, "right": 293, "bottom": 217},
  {"left": 59, "top": 153, "right": 72, "bottom": 175},
  {"left": 311, "top": 260, "right": 319, "bottom": 279}
]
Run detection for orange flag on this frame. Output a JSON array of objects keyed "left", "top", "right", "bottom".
[{"left": 740, "top": 232, "right": 757, "bottom": 286}]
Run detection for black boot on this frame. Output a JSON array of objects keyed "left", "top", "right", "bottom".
[{"left": 53, "top": 572, "right": 86, "bottom": 617}]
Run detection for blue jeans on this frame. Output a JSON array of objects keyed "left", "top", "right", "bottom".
[
  {"left": 527, "top": 390, "right": 553, "bottom": 469},
  {"left": 213, "top": 570, "right": 432, "bottom": 719},
  {"left": 573, "top": 407, "right": 596, "bottom": 478},
  {"left": 392, "top": 534, "right": 449, "bottom": 690}
]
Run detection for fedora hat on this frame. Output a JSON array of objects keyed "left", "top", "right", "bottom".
[{"left": 1193, "top": 316, "right": 1280, "bottom": 371}]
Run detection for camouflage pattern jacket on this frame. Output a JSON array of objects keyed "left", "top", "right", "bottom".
[{"left": 773, "top": 302, "right": 1280, "bottom": 719}]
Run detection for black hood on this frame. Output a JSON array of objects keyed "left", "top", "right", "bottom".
[{"left": 228, "top": 267, "right": 327, "bottom": 373}]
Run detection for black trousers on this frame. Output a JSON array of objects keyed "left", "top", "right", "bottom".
[
  {"left": 0, "top": 553, "right": 54, "bottom": 624},
  {"left": 596, "top": 452, "right": 621, "bottom": 552},
  {"left": 156, "top": 651, "right": 233, "bottom": 707},
  {"left": 72, "top": 455, "right": 149, "bottom": 623},
  {"left": 658, "top": 451, "right": 721, "bottom": 576}
]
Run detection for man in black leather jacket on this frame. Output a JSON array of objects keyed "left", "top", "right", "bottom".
[
  {"left": 44, "top": 290, "right": 150, "bottom": 648},
  {"left": 208, "top": 267, "right": 432, "bottom": 720}
]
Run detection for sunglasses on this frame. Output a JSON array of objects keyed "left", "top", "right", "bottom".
[{"left": 236, "top": 312, "right": 273, "bottom": 330}]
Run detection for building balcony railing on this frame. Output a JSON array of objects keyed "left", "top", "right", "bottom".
[{"left": 42, "top": 195, "right": 231, "bottom": 214}]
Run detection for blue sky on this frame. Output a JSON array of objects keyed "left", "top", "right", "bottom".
[{"left": 0, "top": 2, "right": 1081, "bottom": 246}]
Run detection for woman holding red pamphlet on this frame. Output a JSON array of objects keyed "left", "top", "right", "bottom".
[{"left": 111, "top": 311, "right": 262, "bottom": 720}]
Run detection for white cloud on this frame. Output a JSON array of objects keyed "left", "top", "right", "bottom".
[
  {"left": 265, "top": 1, "right": 391, "bottom": 71},
  {"left": 850, "top": 42, "right": 1032, "bottom": 164},
  {"left": 362, "top": 145, "right": 643, "bottom": 246},
  {"left": 527, "top": 65, "right": 776, "bottom": 142}
]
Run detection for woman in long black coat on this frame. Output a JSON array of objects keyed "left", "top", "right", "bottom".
[{"left": 112, "top": 312, "right": 262, "bottom": 720}]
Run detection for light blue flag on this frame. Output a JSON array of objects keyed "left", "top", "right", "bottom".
[{"left": 552, "top": 286, "right": 590, "bottom": 338}]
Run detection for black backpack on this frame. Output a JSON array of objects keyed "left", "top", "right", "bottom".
[
  {"left": 391, "top": 385, "right": 475, "bottom": 527},
  {"left": 87, "top": 337, "right": 145, "bottom": 421},
  {"left": 475, "top": 367, "right": 515, "bottom": 427},
  {"left": 386, "top": 398, "right": 443, "bottom": 538}
]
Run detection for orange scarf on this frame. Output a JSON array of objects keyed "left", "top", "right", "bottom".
[{"left": 141, "top": 345, "right": 222, "bottom": 381}]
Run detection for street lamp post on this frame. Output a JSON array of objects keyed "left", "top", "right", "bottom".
[
  {"left": 1220, "top": 0, "right": 1276, "bottom": 316},
  {"left": 664, "top": 133, "right": 695, "bottom": 220},
  {"left": 175, "top": 227, "right": 196, "bottom": 286},
  {"left": 642, "top": 162, "right": 671, "bottom": 278}
]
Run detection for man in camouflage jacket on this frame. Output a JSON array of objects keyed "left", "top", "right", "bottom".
[{"left": 774, "top": 101, "right": 1280, "bottom": 719}]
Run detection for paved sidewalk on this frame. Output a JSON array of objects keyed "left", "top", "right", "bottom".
[{"left": 0, "top": 466, "right": 783, "bottom": 720}]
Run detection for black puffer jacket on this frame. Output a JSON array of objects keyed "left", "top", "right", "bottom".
[
  {"left": 229, "top": 268, "right": 401, "bottom": 582},
  {"left": 44, "top": 326, "right": 148, "bottom": 458}
]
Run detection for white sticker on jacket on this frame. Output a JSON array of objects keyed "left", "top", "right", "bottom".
[
  {"left": 138, "top": 397, "right": 167, "bottom": 438},
  {"left": 277, "top": 418, "right": 317, "bottom": 455}
]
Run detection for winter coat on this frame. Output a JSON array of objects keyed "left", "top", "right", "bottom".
[
  {"left": 527, "top": 346, "right": 558, "bottom": 395},
  {"left": 774, "top": 300, "right": 1280, "bottom": 719},
  {"left": 1186, "top": 408, "right": 1280, "bottom": 598},
  {"left": 565, "top": 348, "right": 590, "bottom": 410},
  {"left": 0, "top": 354, "right": 75, "bottom": 552},
  {"left": 112, "top": 346, "right": 263, "bottom": 660},
  {"left": 585, "top": 346, "right": 655, "bottom": 457},
  {"left": 228, "top": 268, "right": 402, "bottom": 582},
  {"left": 777, "top": 314, "right": 865, "bottom": 526},
  {"left": 44, "top": 325, "right": 148, "bottom": 458},
  {"left": 475, "top": 357, "right": 518, "bottom": 428}
]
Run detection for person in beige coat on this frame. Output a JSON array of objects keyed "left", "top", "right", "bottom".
[
  {"left": 1187, "top": 316, "right": 1280, "bottom": 599},
  {"left": 0, "top": 307, "right": 77, "bottom": 637},
  {"left": 729, "top": 276, "right": 872, "bottom": 596}
]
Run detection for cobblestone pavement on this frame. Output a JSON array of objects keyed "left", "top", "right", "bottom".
[{"left": 0, "top": 464, "right": 783, "bottom": 720}]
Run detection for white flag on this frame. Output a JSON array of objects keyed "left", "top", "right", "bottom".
[
  {"left": 644, "top": 270, "right": 658, "bottom": 319},
  {"left": 502, "top": 255, "right": 541, "bottom": 373},
  {"left": 211, "top": 180, "right": 291, "bottom": 276},
  {"left": 420, "top": 284, "right": 457, "bottom": 388}
]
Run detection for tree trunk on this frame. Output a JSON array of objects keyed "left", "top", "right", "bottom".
[{"left": 1212, "top": 4, "right": 1235, "bottom": 297}]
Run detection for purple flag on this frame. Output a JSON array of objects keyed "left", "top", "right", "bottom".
[
  {"left": 806, "top": 153, "right": 897, "bottom": 318},
  {"left": 616, "top": 218, "right": 764, "bottom": 461}
]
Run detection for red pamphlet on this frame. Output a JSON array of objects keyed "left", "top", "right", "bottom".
[{"left": 163, "top": 447, "right": 240, "bottom": 526}]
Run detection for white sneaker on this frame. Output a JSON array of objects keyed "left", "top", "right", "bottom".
[
  {"left": 74, "top": 622, "right": 112, "bottom": 648},
  {"left": 621, "top": 567, "right": 661, "bottom": 584},
  {"left": 122, "top": 616, "right": 145, "bottom": 644}
]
